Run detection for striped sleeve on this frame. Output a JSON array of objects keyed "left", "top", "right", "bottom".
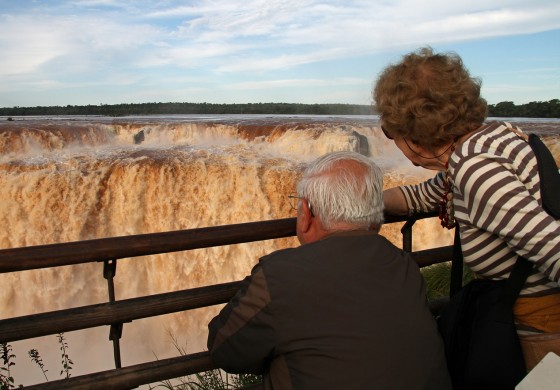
[{"left": 400, "top": 172, "right": 446, "bottom": 215}]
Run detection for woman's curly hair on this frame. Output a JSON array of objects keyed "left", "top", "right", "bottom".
[{"left": 373, "top": 47, "right": 488, "bottom": 149}]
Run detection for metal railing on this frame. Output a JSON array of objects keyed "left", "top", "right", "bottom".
[{"left": 0, "top": 212, "right": 451, "bottom": 389}]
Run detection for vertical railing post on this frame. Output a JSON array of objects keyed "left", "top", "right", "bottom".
[
  {"left": 400, "top": 216, "right": 417, "bottom": 253},
  {"left": 103, "top": 259, "right": 123, "bottom": 369}
]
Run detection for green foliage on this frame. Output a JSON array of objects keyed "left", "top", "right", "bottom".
[
  {"left": 3, "top": 331, "right": 258, "bottom": 390},
  {"left": 230, "top": 374, "right": 261, "bottom": 388},
  {"left": 57, "top": 333, "right": 73, "bottom": 379},
  {"left": 147, "top": 363, "right": 261, "bottom": 390},
  {"left": 190, "top": 371, "right": 233, "bottom": 389},
  {"left": 0, "top": 343, "right": 16, "bottom": 390},
  {"left": 422, "top": 262, "right": 473, "bottom": 300},
  {"left": 0, "top": 102, "right": 373, "bottom": 117},
  {"left": 1, "top": 99, "right": 558, "bottom": 117},
  {"left": 148, "top": 333, "right": 262, "bottom": 390},
  {"left": 28, "top": 349, "right": 48, "bottom": 381},
  {"left": 149, "top": 371, "right": 261, "bottom": 390},
  {"left": 0, "top": 334, "right": 73, "bottom": 388},
  {"left": 488, "top": 99, "right": 560, "bottom": 118}
]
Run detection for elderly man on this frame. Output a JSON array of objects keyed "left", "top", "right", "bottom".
[{"left": 207, "top": 151, "right": 451, "bottom": 389}]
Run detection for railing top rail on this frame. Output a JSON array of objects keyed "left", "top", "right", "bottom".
[
  {"left": 0, "top": 212, "right": 437, "bottom": 274},
  {"left": 0, "top": 218, "right": 296, "bottom": 273}
]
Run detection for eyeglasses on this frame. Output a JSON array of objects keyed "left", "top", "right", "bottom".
[
  {"left": 383, "top": 124, "right": 455, "bottom": 159},
  {"left": 288, "top": 194, "right": 303, "bottom": 211},
  {"left": 381, "top": 126, "right": 393, "bottom": 140},
  {"left": 288, "top": 193, "right": 314, "bottom": 216},
  {"left": 403, "top": 137, "right": 456, "bottom": 160}
]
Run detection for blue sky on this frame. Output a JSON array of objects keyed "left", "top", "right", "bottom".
[{"left": 1, "top": 0, "right": 559, "bottom": 107}]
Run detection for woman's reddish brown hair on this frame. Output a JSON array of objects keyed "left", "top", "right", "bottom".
[{"left": 373, "top": 47, "right": 488, "bottom": 149}]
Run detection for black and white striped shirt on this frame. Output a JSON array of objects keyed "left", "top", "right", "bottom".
[{"left": 400, "top": 122, "right": 560, "bottom": 297}]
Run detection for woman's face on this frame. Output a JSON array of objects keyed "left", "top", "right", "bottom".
[{"left": 392, "top": 134, "right": 448, "bottom": 171}]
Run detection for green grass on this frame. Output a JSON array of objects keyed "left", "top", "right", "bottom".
[
  {"left": 148, "top": 332, "right": 262, "bottom": 390},
  {"left": 1, "top": 333, "right": 73, "bottom": 389},
  {"left": 422, "top": 261, "right": 473, "bottom": 300},
  {"left": 149, "top": 370, "right": 261, "bottom": 390}
]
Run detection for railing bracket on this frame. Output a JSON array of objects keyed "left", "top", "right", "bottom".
[{"left": 109, "top": 323, "right": 123, "bottom": 341}]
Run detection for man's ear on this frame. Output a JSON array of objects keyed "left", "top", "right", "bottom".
[{"left": 299, "top": 200, "right": 313, "bottom": 234}]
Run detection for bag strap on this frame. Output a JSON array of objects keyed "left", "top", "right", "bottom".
[
  {"left": 529, "top": 133, "right": 560, "bottom": 218},
  {"left": 449, "top": 226, "right": 463, "bottom": 297},
  {"left": 504, "top": 257, "right": 534, "bottom": 300},
  {"left": 494, "top": 256, "right": 533, "bottom": 322}
]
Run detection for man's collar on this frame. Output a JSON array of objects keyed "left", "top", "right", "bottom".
[{"left": 323, "top": 229, "right": 379, "bottom": 239}]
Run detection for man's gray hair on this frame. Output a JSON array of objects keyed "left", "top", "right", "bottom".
[{"left": 297, "top": 151, "right": 384, "bottom": 230}]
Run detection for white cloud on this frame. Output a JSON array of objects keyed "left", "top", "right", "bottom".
[
  {"left": 0, "top": 15, "right": 69, "bottom": 75},
  {"left": 0, "top": 12, "right": 161, "bottom": 75},
  {"left": 145, "top": 0, "right": 560, "bottom": 75},
  {"left": 229, "top": 77, "right": 368, "bottom": 90},
  {"left": 3, "top": 1, "right": 560, "bottom": 75},
  {"left": 0, "top": 0, "right": 559, "bottom": 106}
]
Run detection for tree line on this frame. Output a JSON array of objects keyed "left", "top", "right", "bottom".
[
  {"left": 1, "top": 99, "right": 559, "bottom": 118},
  {"left": 487, "top": 99, "right": 560, "bottom": 118},
  {"left": 0, "top": 102, "right": 373, "bottom": 117}
]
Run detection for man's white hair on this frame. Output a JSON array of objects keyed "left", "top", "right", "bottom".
[{"left": 297, "top": 151, "right": 384, "bottom": 230}]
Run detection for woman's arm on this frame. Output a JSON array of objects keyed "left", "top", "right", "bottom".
[
  {"left": 384, "top": 172, "right": 446, "bottom": 216},
  {"left": 383, "top": 187, "right": 409, "bottom": 216}
]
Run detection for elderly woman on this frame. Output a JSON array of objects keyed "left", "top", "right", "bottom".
[{"left": 374, "top": 47, "right": 560, "bottom": 370}]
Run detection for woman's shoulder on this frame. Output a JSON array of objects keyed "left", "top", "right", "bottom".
[
  {"left": 450, "top": 121, "right": 536, "bottom": 187},
  {"left": 471, "top": 121, "right": 524, "bottom": 140},
  {"left": 458, "top": 121, "right": 529, "bottom": 158}
]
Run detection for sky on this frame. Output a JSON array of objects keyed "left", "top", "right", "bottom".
[{"left": 0, "top": 0, "right": 559, "bottom": 108}]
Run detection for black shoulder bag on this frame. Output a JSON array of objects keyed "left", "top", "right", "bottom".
[{"left": 437, "top": 133, "right": 560, "bottom": 390}]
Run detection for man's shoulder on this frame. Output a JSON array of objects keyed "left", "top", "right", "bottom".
[
  {"left": 260, "top": 232, "right": 405, "bottom": 265},
  {"left": 259, "top": 244, "right": 303, "bottom": 265},
  {"left": 324, "top": 231, "right": 403, "bottom": 252}
]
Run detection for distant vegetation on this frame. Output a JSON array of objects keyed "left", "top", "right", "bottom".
[
  {"left": 0, "top": 102, "right": 373, "bottom": 117},
  {"left": 487, "top": 99, "right": 560, "bottom": 118},
  {"left": 1, "top": 99, "right": 559, "bottom": 118}
]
